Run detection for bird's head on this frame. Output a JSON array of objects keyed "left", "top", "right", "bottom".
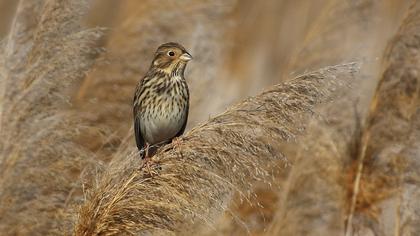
[{"left": 151, "top": 42, "right": 192, "bottom": 76}]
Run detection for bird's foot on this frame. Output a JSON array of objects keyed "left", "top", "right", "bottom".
[
  {"left": 140, "top": 157, "right": 158, "bottom": 177},
  {"left": 171, "top": 137, "right": 183, "bottom": 149}
]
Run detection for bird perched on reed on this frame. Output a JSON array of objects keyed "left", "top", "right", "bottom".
[{"left": 133, "top": 42, "right": 192, "bottom": 162}]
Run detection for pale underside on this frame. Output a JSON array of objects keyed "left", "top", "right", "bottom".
[
  {"left": 140, "top": 104, "right": 187, "bottom": 145},
  {"left": 135, "top": 72, "right": 189, "bottom": 148}
]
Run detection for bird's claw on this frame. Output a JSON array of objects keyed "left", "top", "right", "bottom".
[
  {"left": 140, "top": 157, "right": 158, "bottom": 177},
  {"left": 172, "top": 137, "right": 183, "bottom": 149}
]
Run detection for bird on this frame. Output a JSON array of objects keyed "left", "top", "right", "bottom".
[{"left": 133, "top": 42, "right": 192, "bottom": 163}]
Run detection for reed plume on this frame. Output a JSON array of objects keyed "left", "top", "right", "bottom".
[
  {"left": 75, "top": 63, "right": 359, "bottom": 236},
  {"left": 0, "top": 0, "right": 102, "bottom": 234}
]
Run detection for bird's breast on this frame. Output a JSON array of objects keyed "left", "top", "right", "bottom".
[{"left": 139, "top": 78, "right": 189, "bottom": 145}]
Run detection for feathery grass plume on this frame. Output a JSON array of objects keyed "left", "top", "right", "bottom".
[
  {"left": 345, "top": 2, "right": 420, "bottom": 235},
  {"left": 75, "top": 62, "right": 359, "bottom": 236},
  {"left": 0, "top": 0, "right": 102, "bottom": 234}
]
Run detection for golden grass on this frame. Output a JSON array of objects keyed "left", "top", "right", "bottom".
[
  {"left": 75, "top": 63, "right": 359, "bottom": 235},
  {"left": 0, "top": 0, "right": 102, "bottom": 234}
]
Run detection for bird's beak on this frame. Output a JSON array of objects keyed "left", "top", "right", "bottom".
[{"left": 179, "top": 52, "right": 193, "bottom": 62}]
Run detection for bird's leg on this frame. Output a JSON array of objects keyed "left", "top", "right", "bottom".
[
  {"left": 141, "top": 143, "right": 154, "bottom": 176},
  {"left": 145, "top": 143, "right": 150, "bottom": 159}
]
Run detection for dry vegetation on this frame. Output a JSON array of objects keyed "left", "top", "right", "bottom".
[
  {"left": 0, "top": 0, "right": 418, "bottom": 235},
  {"left": 75, "top": 63, "right": 359, "bottom": 235},
  {"left": 0, "top": 0, "right": 103, "bottom": 234}
]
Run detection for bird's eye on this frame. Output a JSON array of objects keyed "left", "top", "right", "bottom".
[{"left": 168, "top": 51, "right": 175, "bottom": 57}]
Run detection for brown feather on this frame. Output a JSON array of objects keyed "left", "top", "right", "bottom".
[{"left": 133, "top": 43, "right": 191, "bottom": 158}]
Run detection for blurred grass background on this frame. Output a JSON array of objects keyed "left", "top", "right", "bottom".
[{"left": 0, "top": 0, "right": 419, "bottom": 235}]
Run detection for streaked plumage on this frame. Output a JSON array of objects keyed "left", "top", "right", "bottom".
[{"left": 133, "top": 42, "right": 192, "bottom": 158}]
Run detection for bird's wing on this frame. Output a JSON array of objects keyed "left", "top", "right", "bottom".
[
  {"left": 175, "top": 102, "right": 189, "bottom": 138},
  {"left": 134, "top": 113, "right": 145, "bottom": 151},
  {"left": 133, "top": 82, "right": 145, "bottom": 151}
]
